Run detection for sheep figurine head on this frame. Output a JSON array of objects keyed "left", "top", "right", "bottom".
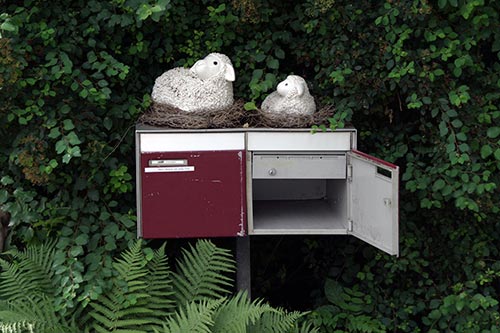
[
  {"left": 190, "top": 53, "right": 235, "bottom": 82},
  {"left": 261, "top": 75, "right": 316, "bottom": 116},
  {"left": 151, "top": 53, "right": 235, "bottom": 113}
]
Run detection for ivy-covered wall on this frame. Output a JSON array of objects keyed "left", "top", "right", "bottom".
[{"left": 1, "top": 0, "right": 499, "bottom": 331}]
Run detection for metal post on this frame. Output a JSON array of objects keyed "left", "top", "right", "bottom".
[{"left": 236, "top": 236, "right": 251, "bottom": 298}]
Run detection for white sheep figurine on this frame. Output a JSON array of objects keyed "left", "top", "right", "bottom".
[
  {"left": 261, "top": 75, "right": 316, "bottom": 115},
  {"left": 151, "top": 53, "right": 235, "bottom": 113}
]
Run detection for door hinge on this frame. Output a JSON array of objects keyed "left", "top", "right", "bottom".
[
  {"left": 348, "top": 219, "right": 353, "bottom": 232},
  {"left": 347, "top": 164, "right": 353, "bottom": 183}
]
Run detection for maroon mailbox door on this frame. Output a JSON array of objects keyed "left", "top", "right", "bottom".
[{"left": 140, "top": 150, "right": 246, "bottom": 238}]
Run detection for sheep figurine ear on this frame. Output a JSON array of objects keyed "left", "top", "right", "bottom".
[
  {"left": 190, "top": 60, "right": 203, "bottom": 73},
  {"left": 296, "top": 80, "right": 305, "bottom": 96},
  {"left": 224, "top": 64, "right": 235, "bottom": 82}
]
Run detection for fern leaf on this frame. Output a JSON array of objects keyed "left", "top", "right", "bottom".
[
  {"left": 159, "top": 298, "right": 224, "bottom": 333},
  {"left": 293, "top": 322, "right": 320, "bottom": 333},
  {"left": 0, "top": 241, "right": 56, "bottom": 300},
  {"left": 88, "top": 240, "right": 176, "bottom": 333},
  {"left": 247, "top": 308, "right": 306, "bottom": 333},
  {"left": 172, "top": 239, "right": 235, "bottom": 306},
  {"left": 0, "top": 296, "right": 79, "bottom": 333},
  {"left": 144, "top": 243, "right": 175, "bottom": 316},
  {"left": 0, "top": 321, "right": 37, "bottom": 333},
  {"left": 211, "top": 291, "right": 272, "bottom": 333}
]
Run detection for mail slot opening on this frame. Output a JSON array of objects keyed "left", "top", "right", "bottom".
[{"left": 251, "top": 178, "right": 348, "bottom": 234}]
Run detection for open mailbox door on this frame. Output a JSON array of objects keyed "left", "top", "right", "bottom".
[{"left": 347, "top": 150, "right": 399, "bottom": 256}]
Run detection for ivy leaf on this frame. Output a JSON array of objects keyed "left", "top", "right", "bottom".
[
  {"left": 0, "top": 21, "right": 16, "bottom": 32},
  {"left": 75, "top": 234, "right": 89, "bottom": 246},
  {"left": 67, "top": 131, "right": 81, "bottom": 145},
  {"left": 55, "top": 140, "right": 67, "bottom": 154},
  {"left": 244, "top": 101, "right": 257, "bottom": 111},
  {"left": 0, "top": 189, "right": 8, "bottom": 203},
  {"left": 48, "top": 127, "right": 61, "bottom": 139},
  {"left": 495, "top": 148, "right": 500, "bottom": 161},
  {"left": 63, "top": 119, "right": 75, "bottom": 131},
  {"left": 487, "top": 127, "right": 500, "bottom": 139},
  {"left": 481, "top": 145, "right": 493, "bottom": 158},
  {"left": 267, "top": 58, "right": 279, "bottom": 69},
  {"left": 433, "top": 179, "right": 446, "bottom": 191}
]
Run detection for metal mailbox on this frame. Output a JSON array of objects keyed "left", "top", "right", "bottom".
[
  {"left": 136, "top": 128, "right": 247, "bottom": 238},
  {"left": 136, "top": 126, "right": 399, "bottom": 256}
]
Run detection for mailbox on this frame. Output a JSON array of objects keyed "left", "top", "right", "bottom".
[
  {"left": 136, "top": 126, "right": 399, "bottom": 256},
  {"left": 136, "top": 127, "right": 247, "bottom": 238}
]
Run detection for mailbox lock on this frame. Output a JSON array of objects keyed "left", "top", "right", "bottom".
[{"left": 268, "top": 168, "right": 277, "bottom": 176}]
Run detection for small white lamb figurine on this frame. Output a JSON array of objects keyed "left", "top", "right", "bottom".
[
  {"left": 151, "top": 53, "right": 235, "bottom": 113},
  {"left": 261, "top": 75, "right": 316, "bottom": 115}
]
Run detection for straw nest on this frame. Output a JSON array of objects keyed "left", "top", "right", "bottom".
[
  {"left": 138, "top": 100, "right": 247, "bottom": 129},
  {"left": 247, "top": 104, "right": 336, "bottom": 128},
  {"left": 138, "top": 100, "right": 336, "bottom": 129}
]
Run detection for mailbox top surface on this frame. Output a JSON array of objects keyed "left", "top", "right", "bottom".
[
  {"left": 135, "top": 124, "right": 356, "bottom": 134},
  {"left": 136, "top": 125, "right": 357, "bottom": 152}
]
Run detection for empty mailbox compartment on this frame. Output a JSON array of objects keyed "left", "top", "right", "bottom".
[
  {"left": 251, "top": 178, "right": 348, "bottom": 233},
  {"left": 246, "top": 129, "right": 399, "bottom": 256},
  {"left": 249, "top": 153, "right": 348, "bottom": 235}
]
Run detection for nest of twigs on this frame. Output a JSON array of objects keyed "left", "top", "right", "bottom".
[
  {"left": 248, "top": 104, "right": 336, "bottom": 128},
  {"left": 138, "top": 100, "right": 247, "bottom": 129},
  {"left": 138, "top": 100, "right": 336, "bottom": 129}
]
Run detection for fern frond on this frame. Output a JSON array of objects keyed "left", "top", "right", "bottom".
[
  {"left": 0, "top": 321, "right": 36, "bottom": 333},
  {"left": 172, "top": 239, "right": 235, "bottom": 306},
  {"left": 113, "top": 239, "right": 148, "bottom": 282},
  {"left": 88, "top": 240, "right": 175, "bottom": 333},
  {"left": 293, "top": 322, "right": 320, "bottom": 333},
  {"left": 0, "top": 295, "right": 79, "bottom": 333},
  {"left": 0, "top": 241, "right": 56, "bottom": 300},
  {"left": 144, "top": 243, "right": 175, "bottom": 316},
  {"left": 211, "top": 291, "right": 272, "bottom": 333},
  {"left": 247, "top": 308, "right": 306, "bottom": 333},
  {"left": 159, "top": 298, "right": 224, "bottom": 333}
]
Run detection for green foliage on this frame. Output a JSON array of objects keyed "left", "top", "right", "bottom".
[
  {"left": 0, "top": 242, "right": 79, "bottom": 332},
  {"left": 1, "top": 1, "right": 500, "bottom": 332},
  {"left": 172, "top": 239, "right": 235, "bottom": 306},
  {"left": 0, "top": 296, "right": 79, "bottom": 333},
  {"left": 88, "top": 240, "right": 174, "bottom": 332},
  {"left": 309, "top": 279, "right": 386, "bottom": 332},
  {"left": 0, "top": 240, "right": 56, "bottom": 300},
  {"left": 0, "top": 239, "right": 314, "bottom": 333}
]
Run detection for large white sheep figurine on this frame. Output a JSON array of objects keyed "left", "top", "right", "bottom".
[
  {"left": 261, "top": 75, "right": 316, "bottom": 115},
  {"left": 151, "top": 53, "right": 235, "bottom": 113}
]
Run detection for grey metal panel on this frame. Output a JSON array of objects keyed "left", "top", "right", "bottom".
[
  {"left": 253, "top": 154, "right": 346, "bottom": 179},
  {"left": 347, "top": 151, "right": 399, "bottom": 256},
  {"left": 247, "top": 131, "right": 354, "bottom": 151},
  {"left": 251, "top": 200, "right": 347, "bottom": 235},
  {"left": 252, "top": 179, "right": 326, "bottom": 200}
]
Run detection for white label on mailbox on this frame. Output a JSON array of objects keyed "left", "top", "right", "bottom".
[
  {"left": 149, "top": 159, "right": 187, "bottom": 167},
  {"left": 144, "top": 166, "right": 195, "bottom": 173}
]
